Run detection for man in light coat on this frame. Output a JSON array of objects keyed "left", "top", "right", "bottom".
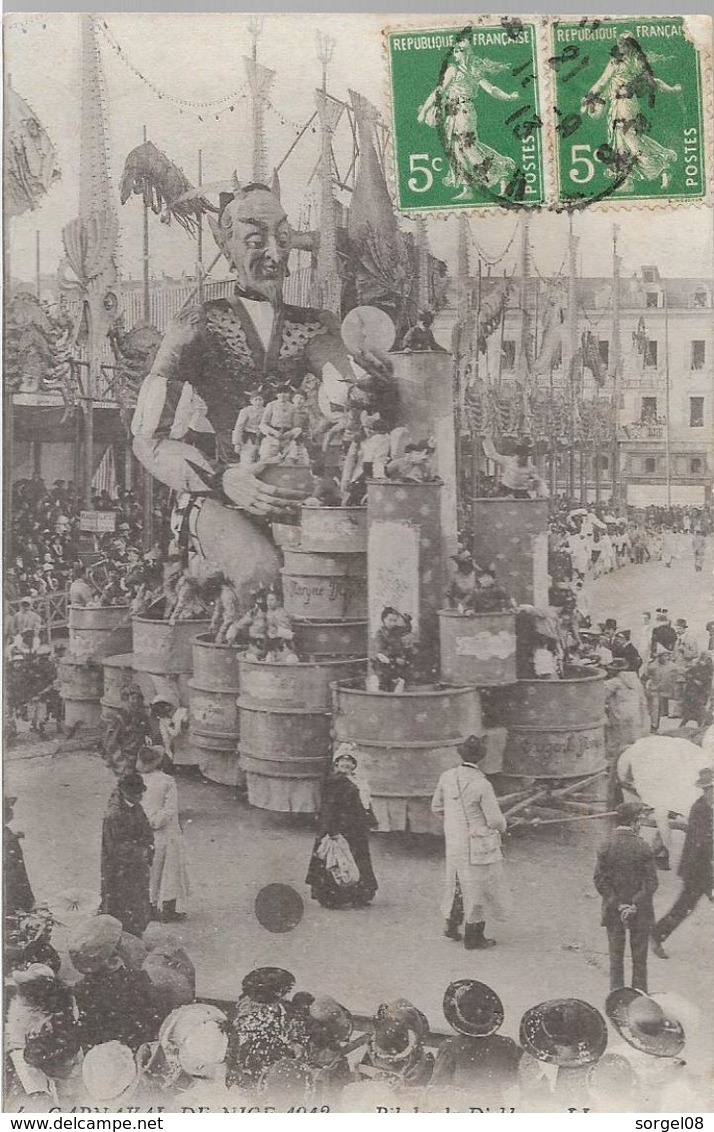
[{"left": 431, "top": 735, "right": 508, "bottom": 950}]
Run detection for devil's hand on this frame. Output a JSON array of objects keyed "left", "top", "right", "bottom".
[
  {"left": 350, "top": 348, "right": 399, "bottom": 423},
  {"left": 222, "top": 462, "right": 306, "bottom": 517}
]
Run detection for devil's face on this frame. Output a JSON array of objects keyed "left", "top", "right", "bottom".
[{"left": 218, "top": 190, "right": 291, "bottom": 304}]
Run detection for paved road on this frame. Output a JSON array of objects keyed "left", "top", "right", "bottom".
[{"left": 5, "top": 549, "right": 713, "bottom": 1090}]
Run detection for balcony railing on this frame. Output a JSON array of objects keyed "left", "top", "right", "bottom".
[{"left": 618, "top": 421, "right": 666, "bottom": 441}]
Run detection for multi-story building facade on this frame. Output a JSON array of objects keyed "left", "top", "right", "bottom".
[{"left": 449, "top": 264, "right": 713, "bottom": 506}]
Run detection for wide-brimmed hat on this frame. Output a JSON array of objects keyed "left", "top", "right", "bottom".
[
  {"left": 375, "top": 998, "right": 430, "bottom": 1040},
  {"left": 158, "top": 1003, "right": 229, "bottom": 1076},
  {"left": 520, "top": 999, "right": 608, "bottom": 1068},
  {"left": 136, "top": 746, "right": 165, "bottom": 774},
  {"left": 241, "top": 967, "right": 295, "bottom": 1003},
  {"left": 694, "top": 767, "right": 714, "bottom": 789},
  {"left": 68, "top": 915, "right": 123, "bottom": 974},
  {"left": 443, "top": 979, "right": 504, "bottom": 1038},
  {"left": 82, "top": 1042, "right": 137, "bottom": 1102},
  {"left": 605, "top": 988, "right": 684, "bottom": 1059}
]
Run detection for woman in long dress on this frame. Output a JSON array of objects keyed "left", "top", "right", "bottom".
[
  {"left": 306, "top": 744, "right": 378, "bottom": 909},
  {"left": 582, "top": 35, "right": 681, "bottom": 192},
  {"left": 417, "top": 42, "right": 520, "bottom": 200},
  {"left": 137, "top": 746, "right": 189, "bottom": 922}
]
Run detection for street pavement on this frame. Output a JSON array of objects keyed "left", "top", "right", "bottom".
[{"left": 5, "top": 548, "right": 713, "bottom": 1088}]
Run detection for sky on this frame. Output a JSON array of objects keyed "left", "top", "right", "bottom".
[{"left": 5, "top": 12, "right": 713, "bottom": 290}]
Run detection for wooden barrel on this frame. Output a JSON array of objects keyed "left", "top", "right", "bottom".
[
  {"left": 259, "top": 464, "right": 313, "bottom": 496},
  {"left": 238, "top": 656, "right": 366, "bottom": 813},
  {"left": 299, "top": 506, "right": 367, "bottom": 553},
  {"left": 100, "top": 653, "right": 136, "bottom": 720},
  {"left": 68, "top": 605, "right": 132, "bottom": 663},
  {"left": 132, "top": 617, "right": 211, "bottom": 673},
  {"left": 58, "top": 656, "right": 103, "bottom": 728},
  {"left": 192, "top": 634, "right": 242, "bottom": 690},
  {"left": 472, "top": 498, "right": 549, "bottom": 608},
  {"left": 438, "top": 610, "right": 517, "bottom": 687},
  {"left": 271, "top": 521, "right": 301, "bottom": 549},
  {"left": 292, "top": 618, "right": 368, "bottom": 660},
  {"left": 490, "top": 670, "right": 607, "bottom": 779},
  {"left": 331, "top": 680, "right": 483, "bottom": 833},
  {"left": 281, "top": 549, "right": 367, "bottom": 620}
]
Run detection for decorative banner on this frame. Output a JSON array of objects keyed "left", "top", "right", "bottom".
[
  {"left": 367, "top": 519, "right": 420, "bottom": 641},
  {"left": 79, "top": 510, "right": 116, "bottom": 533}
]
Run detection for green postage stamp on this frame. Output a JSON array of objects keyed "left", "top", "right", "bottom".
[
  {"left": 386, "top": 22, "right": 546, "bottom": 211},
  {"left": 550, "top": 16, "right": 707, "bottom": 206}
]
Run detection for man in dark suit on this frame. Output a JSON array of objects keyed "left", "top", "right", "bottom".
[
  {"left": 594, "top": 801, "right": 658, "bottom": 992},
  {"left": 651, "top": 767, "right": 713, "bottom": 958}
]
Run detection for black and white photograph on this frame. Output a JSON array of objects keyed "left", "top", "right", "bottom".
[{"left": 2, "top": 11, "right": 713, "bottom": 1115}]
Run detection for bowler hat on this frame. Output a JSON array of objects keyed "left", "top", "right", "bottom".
[
  {"left": 694, "top": 767, "right": 714, "bottom": 789},
  {"left": 616, "top": 801, "right": 649, "bottom": 823},
  {"left": 443, "top": 979, "right": 504, "bottom": 1038},
  {"left": 458, "top": 734, "right": 488, "bottom": 763},
  {"left": 241, "top": 966, "right": 295, "bottom": 1003},
  {"left": 520, "top": 999, "right": 608, "bottom": 1068},
  {"left": 310, "top": 996, "right": 353, "bottom": 1044},
  {"left": 675, "top": 619, "right": 688, "bottom": 628},
  {"left": 605, "top": 988, "right": 684, "bottom": 1059},
  {"left": 119, "top": 772, "right": 146, "bottom": 797}
]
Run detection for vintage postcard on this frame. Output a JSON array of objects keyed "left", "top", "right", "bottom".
[{"left": 3, "top": 10, "right": 713, "bottom": 1116}]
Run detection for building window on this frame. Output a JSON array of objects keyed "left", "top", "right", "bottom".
[
  {"left": 694, "top": 289, "right": 708, "bottom": 308},
  {"left": 598, "top": 340, "right": 610, "bottom": 366},
  {"left": 502, "top": 340, "right": 516, "bottom": 371},
  {"left": 644, "top": 341, "right": 658, "bottom": 368},
  {"left": 691, "top": 458, "right": 703, "bottom": 475},
  {"left": 644, "top": 457, "right": 656, "bottom": 474},
  {"left": 600, "top": 454, "right": 609, "bottom": 471},
  {"left": 645, "top": 292, "right": 659, "bottom": 308},
  {"left": 690, "top": 396, "right": 704, "bottom": 428},
  {"left": 641, "top": 396, "right": 657, "bottom": 423},
  {"left": 552, "top": 344, "right": 562, "bottom": 369},
  {"left": 691, "top": 340, "right": 705, "bottom": 370}
]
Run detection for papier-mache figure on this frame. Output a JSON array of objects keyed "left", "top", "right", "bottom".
[
  {"left": 385, "top": 438, "right": 437, "bottom": 483},
  {"left": 232, "top": 391, "right": 265, "bottom": 466},
  {"left": 304, "top": 462, "right": 342, "bottom": 508},
  {"left": 469, "top": 564, "right": 512, "bottom": 614},
  {"left": 341, "top": 412, "right": 392, "bottom": 504},
  {"left": 259, "top": 387, "right": 304, "bottom": 460},
  {"left": 446, "top": 550, "right": 478, "bottom": 612},
  {"left": 265, "top": 588, "right": 294, "bottom": 642},
  {"left": 204, "top": 573, "right": 241, "bottom": 644},
  {"left": 167, "top": 572, "right": 205, "bottom": 624},
  {"left": 371, "top": 607, "right": 416, "bottom": 694}
]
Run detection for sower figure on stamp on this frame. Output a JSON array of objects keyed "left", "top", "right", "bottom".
[
  {"left": 581, "top": 34, "right": 681, "bottom": 193},
  {"left": 132, "top": 180, "right": 395, "bottom": 602},
  {"left": 431, "top": 735, "right": 509, "bottom": 950},
  {"left": 417, "top": 38, "right": 519, "bottom": 201},
  {"left": 651, "top": 767, "right": 713, "bottom": 959},
  {"left": 593, "top": 801, "right": 658, "bottom": 992}
]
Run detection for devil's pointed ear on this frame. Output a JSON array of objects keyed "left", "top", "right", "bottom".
[
  {"left": 271, "top": 168, "right": 281, "bottom": 202},
  {"left": 218, "top": 192, "right": 235, "bottom": 217},
  {"left": 208, "top": 213, "right": 230, "bottom": 261},
  {"left": 232, "top": 170, "right": 242, "bottom": 191}
]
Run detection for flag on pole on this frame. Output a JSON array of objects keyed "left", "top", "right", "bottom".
[{"left": 4, "top": 84, "right": 60, "bottom": 216}]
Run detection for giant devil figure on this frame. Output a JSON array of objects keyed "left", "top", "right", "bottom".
[{"left": 132, "top": 182, "right": 395, "bottom": 600}]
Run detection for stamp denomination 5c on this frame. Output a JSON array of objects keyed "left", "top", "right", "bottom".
[
  {"left": 550, "top": 17, "right": 708, "bottom": 206},
  {"left": 387, "top": 21, "right": 546, "bottom": 211}
]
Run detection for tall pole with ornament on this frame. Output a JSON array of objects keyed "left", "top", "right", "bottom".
[
  {"left": 244, "top": 18, "right": 275, "bottom": 183},
  {"left": 313, "top": 33, "right": 342, "bottom": 313}
]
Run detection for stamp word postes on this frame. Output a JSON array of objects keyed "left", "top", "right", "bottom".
[
  {"left": 387, "top": 22, "right": 545, "bottom": 212},
  {"left": 551, "top": 17, "right": 707, "bottom": 206}
]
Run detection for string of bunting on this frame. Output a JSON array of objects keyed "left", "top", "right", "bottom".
[
  {"left": 265, "top": 99, "right": 318, "bottom": 137},
  {"left": 468, "top": 221, "right": 519, "bottom": 267},
  {"left": 97, "top": 19, "right": 250, "bottom": 120}
]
